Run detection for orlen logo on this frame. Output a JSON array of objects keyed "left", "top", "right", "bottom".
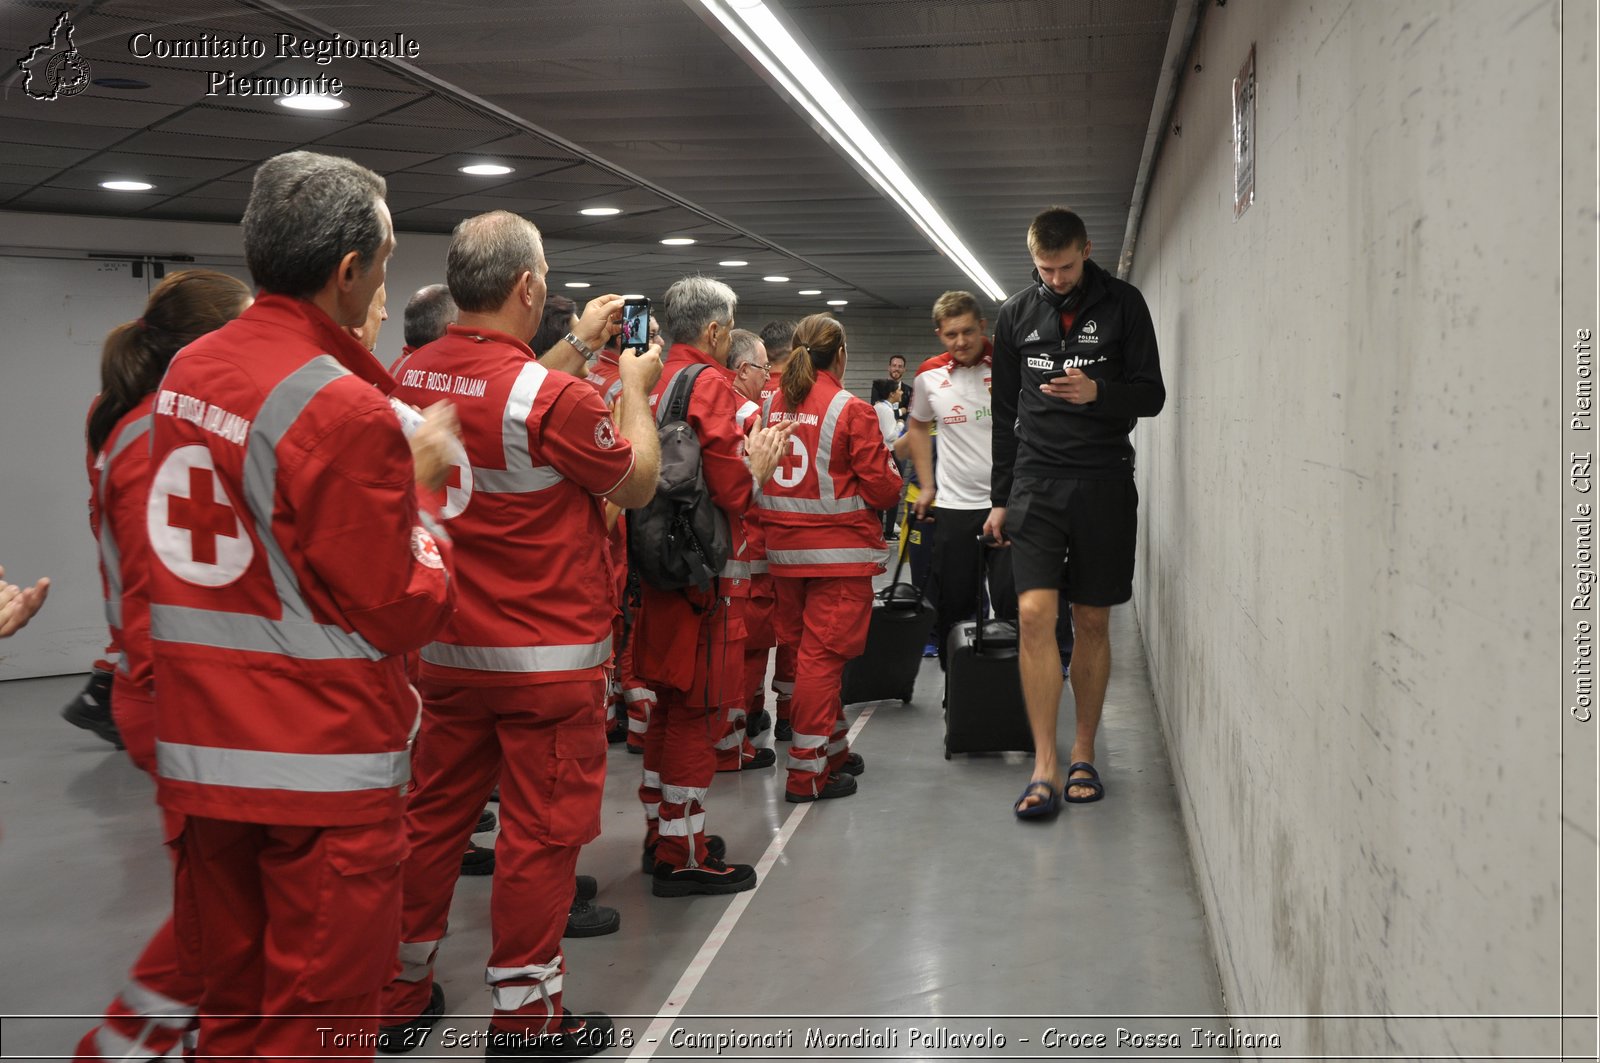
[{"left": 943, "top": 403, "right": 968, "bottom": 425}]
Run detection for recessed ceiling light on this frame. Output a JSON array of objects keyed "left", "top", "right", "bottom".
[
  {"left": 697, "top": 0, "right": 1005, "bottom": 301},
  {"left": 100, "top": 180, "right": 153, "bottom": 192},
  {"left": 660, "top": 237, "right": 696, "bottom": 246},
  {"left": 798, "top": 289, "right": 822, "bottom": 295},
  {"left": 827, "top": 299, "right": 849, "bottom": 306},
  {"left": 460, "top": 163, "right": 514, "bottom": 176},
  {"left": 565, "top": 281, "right": 591, "bottom": 289},
  {"left": 275, "top": 94, "right": 348, "bottom": 111},
  {"left": 93, "top": 77, "right": 149, "bottom": 90},
  {"left": 763, "top": 275, "right": 789, "bottom": 283},
  {"left": 718, "top": 260, "right": 748, "bottom": 267},
  {"left": 580, "top": 207, "right": 621, "bottom": 216}
]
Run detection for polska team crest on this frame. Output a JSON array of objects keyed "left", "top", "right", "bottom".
[{"left": 18, "top": 12, "right": 92, "bottom": 101}]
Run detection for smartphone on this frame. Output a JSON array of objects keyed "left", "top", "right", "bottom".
[
  {"left": 1041, "top": 367, "right": 1066, "bottom": 382},
  {"left": 621, "top": 296, "right": 651, "bottom": 350}
]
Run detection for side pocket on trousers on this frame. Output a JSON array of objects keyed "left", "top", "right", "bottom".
[
  {"left": 544, "top": 720, "right": 606, "bottom": 847},
  {"left": 297, "top": 820, "right": 408, "bottom": 1003}
]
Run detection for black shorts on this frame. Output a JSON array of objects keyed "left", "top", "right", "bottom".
[{"left": 1005, "top": 475, "right": 1138, "bottom": 606}]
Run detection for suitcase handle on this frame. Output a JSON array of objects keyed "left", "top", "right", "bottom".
[{"left": 973, "top": 533, "right": 998, "bottom": 655}]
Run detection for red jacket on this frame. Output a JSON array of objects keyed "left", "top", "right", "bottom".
[
  {"left": 90, "top": 395, "right": 158, "bottom": 693},
  {"left": 394, "top": 325, "right": 635, "bottom": 687},
  {"left": 146, "top": 294, "right": 455, "bottom": 827},
  {"left": 759, "top": 369, "right": 902, "bottom": 577}
]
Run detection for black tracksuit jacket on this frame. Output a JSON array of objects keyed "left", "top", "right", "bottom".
[{"left": 990, "top": 258, "right": 1166, "bottom": 505}]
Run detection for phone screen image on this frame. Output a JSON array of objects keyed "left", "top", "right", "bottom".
[{"left": 622, "top": 300, "right": 650, "bottom": 349}]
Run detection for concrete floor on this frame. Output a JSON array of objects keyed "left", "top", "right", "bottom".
[{"left": 0, "top": 605, "right": 1231, "bottom": 1060}]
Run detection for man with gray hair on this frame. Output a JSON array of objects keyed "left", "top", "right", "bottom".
[
  {"left": 142, "top": 150, "right": 458, "bottom": 1060},
  {"left": 631, "top": 278, "right": 791, "bottom": 896},
  {"left": 379, "top": 210, "right": 660, "bottom": 1057},
  {"left": 391, "top": 283, "right": 457, "bottom": 372}
]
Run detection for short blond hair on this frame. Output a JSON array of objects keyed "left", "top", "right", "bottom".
[{"left": 932, "top": 290, "right": 981, "bottom": 328}]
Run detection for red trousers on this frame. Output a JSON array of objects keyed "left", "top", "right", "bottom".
[
  {"left": 77, "top": 685, "right": 199, "bottom": 1062},
  {"left": 617, "top": 613, "right": 654, "bottom": 753},
  {"left": 773, "top": 575, "right": 873, "bottom": 798},
  {"left": 174, "top": 815, "right": 405, "bottom": 1061},
  {"left": 381, "top": 677, "right": 604, "bottom": 1037},
  {"left": 635, "top": 597, "right": 744, "bottom": 865}
]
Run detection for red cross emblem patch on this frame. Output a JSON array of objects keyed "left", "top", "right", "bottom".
[{"left": 147, "top": 445, "right": 252, "bottom": 587}]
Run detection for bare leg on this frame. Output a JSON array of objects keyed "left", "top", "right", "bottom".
[
  {"left": 1065, "top": 603, "right": 1111, "bottom": 799},
  {"left": 1015, "top": 588, "right": 1064, "bottom": 810}
]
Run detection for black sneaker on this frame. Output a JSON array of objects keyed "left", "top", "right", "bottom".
[
  {"left": 477, "top": 808, "right": 498, "bottom": 833},
  {"left": 838, "top": 751, "right": 864, "bottom": 776},
  {"left": 485, "top": 1011, "right": 616, "bottom": 1059},
  {"left": 61, "top": 670, "right": 124, "bottom": 750},
  {"left": 651, "top": 856, "right": 757, "bottom": 897},
  {"left": 376, "top": 983, "right": 444, "bottom": 1054},
  {"left": 773, "top": 719, "right": 793, "bottom": 742},
  {"left": 461, "top": 842, "right": 495, "bottom": 876},
  {"left": 564, "top": 897, "right": 620, "bottom": 938},
  {"left": 746, "top": 708, "right": 771, "bottom": 739},
  {"left": 641, "top": 834, "right": 726, "bottom": 874},
  {"left": 785, "top": 771, "right": 858, "bottom": 803}
]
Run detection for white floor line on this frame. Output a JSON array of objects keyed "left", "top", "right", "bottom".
[{"left": 623, "top": 703, "right": 878, "bottom": 1062}]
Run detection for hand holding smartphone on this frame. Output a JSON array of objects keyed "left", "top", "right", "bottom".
[{"left": 621, "top": 296, "right": 650, "bottom": 351}]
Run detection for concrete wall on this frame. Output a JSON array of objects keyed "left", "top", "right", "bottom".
[{"left": 1127, "top": 0, "right": 1576, "bottom": 1056}]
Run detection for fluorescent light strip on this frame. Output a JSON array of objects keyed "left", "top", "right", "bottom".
[{"left": 701, "top": 0, "right": 1005, "bottom": 301}]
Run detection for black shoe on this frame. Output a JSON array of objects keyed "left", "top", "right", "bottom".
[
  {"left": 61, "top": 670, "right": 124, "bottom": 750},
  {"left": 376, "top": 983, "right": 444, "bottom": 1054},
  {"left": 477, "top": 808, "right": 498, "bottom": 833},
  {"left": 746, "top": 708, "right": 771, "bottom": 739},
  {"left": 461, "top": 841, "right": 495, "bottom": 876},
  {"left": 785, "top": 771, "right": 858, "bottom": 803},
  {"left": 564, "top": 897, "right": 620, "bottom": 938},
  {"left": 838, "top": 751, "right": 864, "bottom": 776},
  {"left": 641, "top": 834, "right": 726, "bottom": 874},
  {"left": 606, "top": 718, "right": 627, "bottom": 744},
  {"left": 740, "top": 747, "right": 776, "bottom": 770},
  {"left": 575, "top": 874, "right": 596, "bottom": 902},
  {"left": 651, "top": 856, "right": 757, "bottom": 897},
  {"left": 485, "top": 1011, "right": 615, "bottom": 1059},
  {"left": 773, "top": 719, "right": 793, "bottom": 742}
]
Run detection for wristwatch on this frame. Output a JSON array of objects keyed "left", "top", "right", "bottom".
[{"left": 563, "top": 331, "right": 595, "bottom": 359}]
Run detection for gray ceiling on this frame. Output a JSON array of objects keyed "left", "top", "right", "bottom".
[{"left": 0, "top": 0, "right": 1177, "bottom": 310}]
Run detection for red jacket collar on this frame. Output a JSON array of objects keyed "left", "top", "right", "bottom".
[
  {"left": 246, "top": 293, "right": 396, "bottom": 393},
  {"left": 445, "top": 322, "right": 536, "bottom": 359},
  {"left": 667, "top": 342, "right": 722, "bottom": 370}
]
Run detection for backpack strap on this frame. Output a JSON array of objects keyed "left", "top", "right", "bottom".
[{"left": 658, "top": 363, "right": 711, "bottom": 426}]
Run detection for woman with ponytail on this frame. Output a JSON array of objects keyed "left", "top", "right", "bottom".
[
  {"left": 75, "top": 269, "right": 251, "bottom": 1063},
  {"left": 758, "top": 314, "right": 903, "bottom": 803}
]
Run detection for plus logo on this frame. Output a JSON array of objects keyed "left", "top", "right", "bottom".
[
  {"left": 148, "top": 445, "right": 252, "bottom": 586},
  {"left": 773, "top": 436, "right": 810, "bottom": 490},
  {"left": 441, "top": 458, "right": 473, "bottom": 519}
]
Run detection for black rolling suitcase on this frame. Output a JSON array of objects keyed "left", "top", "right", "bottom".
[
  {"left": 840, "top": 542, "right": 935, "bottom": 705},
  {"left": 944, "top": 537, "right": 1034, "bottom": 758}
]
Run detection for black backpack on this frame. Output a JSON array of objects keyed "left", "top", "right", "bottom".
[{"left": 627, "top": 363, "right": 731, "bottom": 593}]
